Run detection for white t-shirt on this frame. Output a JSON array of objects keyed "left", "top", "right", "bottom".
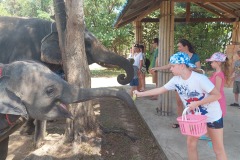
[
  {"left": 133, "top": 52, "right": 143, "bottom": 69},
  {"left": 164, "top": 71, "right": 222, "bottom": 123}
]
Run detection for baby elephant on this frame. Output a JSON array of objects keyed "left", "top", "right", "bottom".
[{"left": 0, "top": 61, "right": 134, "bottom": 160}]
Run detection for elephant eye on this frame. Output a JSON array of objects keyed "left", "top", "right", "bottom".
[{"left": 46, "top": 86, "right": 55, "bottom": 97}]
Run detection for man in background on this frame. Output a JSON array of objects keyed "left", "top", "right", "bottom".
[
  {"left": 149, "top": 38, "right": 159, "bottom": 100},
  {"left": 230, "top": 50, "right": 240, "bottom": 108},
  {"left": 139, "top": 44, "right": 146, "bottom": 91}
]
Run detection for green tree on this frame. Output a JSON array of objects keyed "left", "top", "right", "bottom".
[
  {"left": 141, "top": 10, "right": 160, "bottom": 59},
  {"left": 84, "top": 0, "right": 134, "bottom": 56},
  {"left": 174, "top": 3, "right": 232, "bottom": 64},
  {"left": 0, "top": 0, "right": 134, "bottom": 56},
  {"left": 140, "top": 3, "right": 232, "bottom": 66},
  {"left": 0, "top": 0, "right": 232, "bottom": 60},
  {"left": 0, "top": 0, "right": 53, "bottom": 20},
  {"left": 0, "top": 3, "right": 11, "bottom": 16}
]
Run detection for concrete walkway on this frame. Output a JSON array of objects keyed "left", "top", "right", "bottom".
[{"left": 92, "top": 76, "right": 240, "bottom": 160}]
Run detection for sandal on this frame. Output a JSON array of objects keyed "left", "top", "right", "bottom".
[
  {"left": 172, "top": 123, "right": 179, "bottom": 128},
  {"left": 230, "top": 103, "right": 239, "bottom": 106}
]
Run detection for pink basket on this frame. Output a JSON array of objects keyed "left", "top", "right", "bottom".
[{"left": 177, "top": 107, "right": 207, "bottom": 137}]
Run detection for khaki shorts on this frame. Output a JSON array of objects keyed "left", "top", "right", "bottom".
[{"left": 233, "top": 81, "right": 240, "bottom": 93}]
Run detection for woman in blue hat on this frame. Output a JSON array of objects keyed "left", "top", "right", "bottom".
[{"left": 133, "top": 52, "right": 227, "bottom": 160}]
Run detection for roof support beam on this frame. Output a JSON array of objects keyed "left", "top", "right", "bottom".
[
  {"left": 172, "top": 0, "right": 240, "bottom": 2},
  {"left": 130, "top": 0, "right": 151, "bottom": 9},
  {"left": 135, "top": 0, "right": 162, "bottom": 21},
  {"left": 141, "top": 17, "right": 236, "bottom": 23},
  {"left": 117, "top": 16, "right": 138, "bottom": 28},
  {"left": 123, "top": 0, "right": 157, "bottom": 21},
  {"left": 122, "top": 6, "right": 149, "bottom": 21},
  {"left": 186, "top": 2, "right": 191, "bottom": 22},
  {"left": 115, "top": 0, "right": 240, "bottom": 28},
  {"left": 193, "top": 2, "right": 228, "bottom": 18},
  {"left": 207, "top": 3, "right": 239, "bottom": 17}
]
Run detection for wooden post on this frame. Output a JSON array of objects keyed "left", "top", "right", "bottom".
[
  {"left": 186, "top": 2, "right": 191, "bottom": 23},
  {"left": 157, "top": 1, "right": 174, "bottom": 116},
  {"left": 225, "top": 21, "right": 240, "bottom": 87},
  {"left": 232, "top": 22, "right": 240, "bottom": 45},
  {"left": 134, "top": 21, "right": 143, "bottom": 44}
]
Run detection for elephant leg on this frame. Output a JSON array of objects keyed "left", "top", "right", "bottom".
[
  {"left": 0, "top": 136, "right": 9, "bottom": 160},
  {"left": 20, "top": 118, "right": 35, "bottom": 135},
  {"left": 34, "top": 120, "right": 46, "bottom": 148}
]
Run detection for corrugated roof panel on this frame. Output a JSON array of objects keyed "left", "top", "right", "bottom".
[
  {"left": 220, "top": 2, "right": 240, "bottom": 10},
  {"left": 204, "top": 2, "right": 240, "bottom": 18},
  {"left": 114, "top": 1, "right": 240, "bottom": 28}
]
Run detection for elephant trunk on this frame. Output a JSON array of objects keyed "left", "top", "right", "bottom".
[
  {"left": 62, "top": 85, "right": 135, "bottom": 108},
  {"left": 88, "top": 34, "right": 134, "bottom": 85}
]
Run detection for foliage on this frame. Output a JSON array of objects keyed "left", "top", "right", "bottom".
[
  {"left": 142, "top": 10, "right": 160, "bottom": 55},
  {"left": 84, "top": 0, "right": 134, "bottom": 56},
  {"left": 0, "top": 3, "right": 11, "bottom": 16},
  {"left": 175, "top": 22, "right": 232, "bottom": 62},
  {"left": 140, "top": 3, "right": 232, "bottom": 66},
  {"left": 90, "top": 69, "right": 124, "bottom": 78},
  {"left": 0, "top": 0, "right": 53, "bottom": 20},
  {"left": 0, "top": 0, "right": 233, "bottom": 61},
  {"left": 0, "top": 0, "right": 134, "bottom": 56},
  {"left": 90, "top": 68, "right": 151, "bottom": 78},
  {"left": 174, "top": 3, "right": 232, "bottom": 64}
]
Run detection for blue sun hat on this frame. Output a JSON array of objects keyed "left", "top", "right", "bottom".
[{"left": 169, "top": 52, "right": 196, "bottom": 68}]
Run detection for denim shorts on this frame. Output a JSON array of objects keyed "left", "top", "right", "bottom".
[
  {"left": 130, "top": 78, "right": 139, "bottom": 86},
  {"left": 207, "top": 117, "right": 223, "bottom": 129}
]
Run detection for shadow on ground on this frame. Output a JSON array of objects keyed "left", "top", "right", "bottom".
[{"left": 7, "top": 90, "right": 166, "bottom": 160}]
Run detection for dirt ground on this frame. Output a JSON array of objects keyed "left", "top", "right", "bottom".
[{"left": 7, "top": 97, "right": 164, "bottom": 160}]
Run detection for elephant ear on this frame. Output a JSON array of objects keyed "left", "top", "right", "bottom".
[
  {"left": 0, "top": 77, "right": 28, "bottom": 118},
  {"left": 41, "top": 32, "right": 62, "bottom": 65}
]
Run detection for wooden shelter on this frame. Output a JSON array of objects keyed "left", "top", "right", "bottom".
[{"left": 114, "top": 0, "right": 240, "bottom": 116}]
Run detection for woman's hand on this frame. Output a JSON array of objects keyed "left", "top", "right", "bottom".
[
  {"left": 149, "top": 68, "right": 157, "bottom": 74},
  {"left": 150, "top": 67, "right": 155, "bottom": 71},
  {"left": 188, "top": 101, "right": 200, "bottom": 111}
]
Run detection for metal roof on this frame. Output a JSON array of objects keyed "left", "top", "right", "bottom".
[{"left": 114, "top": 0, "right": 240, "bottom": 28}]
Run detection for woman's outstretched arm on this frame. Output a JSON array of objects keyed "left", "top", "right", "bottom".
[{"left": 150, "top": 64, "right": 171, "bottom": 71}]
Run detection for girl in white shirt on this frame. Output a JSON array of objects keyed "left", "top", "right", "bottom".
[{"left": 133, "top": 52, "right": 227, "bottom": 160}]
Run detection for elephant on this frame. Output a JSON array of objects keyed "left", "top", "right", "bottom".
[
  {"left": 0, "top": 16, "right": 133, "bottom": 85},
  {"left": 0, "top": 61, "right": 134, "bottom": 160},
  {"left": 0, "top": 16, "right": 134, "bottom": 144}
]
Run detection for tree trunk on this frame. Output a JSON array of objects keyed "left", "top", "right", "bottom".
[{"left": 53, "top": 0, "right": 96, "bottom": 143}]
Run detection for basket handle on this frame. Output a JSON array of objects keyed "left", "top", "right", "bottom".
[
  {"left": 182, "top": 107, "right": 189, "bottom": 121},
  {"left": 181, "top": 107, "right": 201, "bottom": 121}
]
